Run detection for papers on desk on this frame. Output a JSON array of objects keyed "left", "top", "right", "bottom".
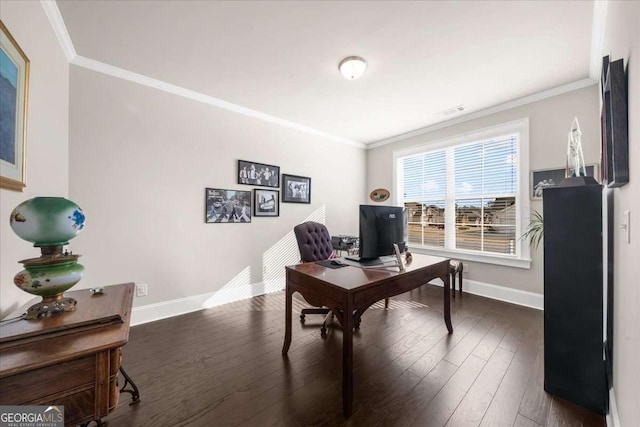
[{"left": 339, "top": 256, "right": 402, "bottom": 270}]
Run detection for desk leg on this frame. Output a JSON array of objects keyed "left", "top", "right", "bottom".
[
  {"left": 342, "top": 301, "right": 354, "bottom": 417},
  {"left": 282, "top": 284, "right": 293, "bottom": 355},
  {"left": 444, "top": 273, "right": 453, "bottom": 334}
]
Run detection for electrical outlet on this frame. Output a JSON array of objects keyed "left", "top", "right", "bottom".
[{"left": 136, "top": 283, "right": 148, "bottom": 297}]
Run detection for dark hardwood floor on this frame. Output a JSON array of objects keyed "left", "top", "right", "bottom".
[{"left": 108, "top": 285, "right": 605, "bottom": 427}]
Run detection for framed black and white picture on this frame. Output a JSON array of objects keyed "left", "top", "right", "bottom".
[
  {"left": 205, "top": 188, "right": 251, "bottom": 223},
  {"left": 282, "top": 174, "right": 311, "bottom": 204},
  {"left": 238, "top": 160, "right": 280, "bottom": 188},
  {"left": 531, "top": 164, "right": 598, "bottom": 200},
  {"left": 254, "top": 189, "right": 279, "bottom": 217}
]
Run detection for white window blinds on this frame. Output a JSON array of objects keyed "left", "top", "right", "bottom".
[{"left": 400, "top": 133, "right": 519, "bottom": 256}]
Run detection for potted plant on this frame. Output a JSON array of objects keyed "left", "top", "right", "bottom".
[{"left": 521, "top": 210, "right": 544, "bottom": 250}]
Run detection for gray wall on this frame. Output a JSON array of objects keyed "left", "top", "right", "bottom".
[
  {"left": 68, "top": 66, "right": 366, "bottom": 307},
  {"left": 366, "top": 86, "right": 600, "bottom": 295},
  {"left": 601, "top": 1, "right": 640, "bottom": 425},
  {"left": 0, "top": 2, "right": 70, "bottom": 315}
]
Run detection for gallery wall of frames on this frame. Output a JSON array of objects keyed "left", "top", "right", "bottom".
[{"left": 204, "top": 159, "right": 311, "bottom": 224}]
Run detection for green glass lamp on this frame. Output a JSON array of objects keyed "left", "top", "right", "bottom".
[{"left": 9, "top": 197, "right": 86, "bottom": 319}]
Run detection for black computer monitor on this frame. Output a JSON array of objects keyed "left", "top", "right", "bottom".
[{"left": 356, "top": 205, "right": 408, "bottom": 261}]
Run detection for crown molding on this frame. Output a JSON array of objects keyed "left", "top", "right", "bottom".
[
  {"left": 70, "top": 56, "right": 363, "bottom": 147},
  {"left": 40, "top": 0, "right": 76, "bottom": 62},
  {"left": 42, "top": 0, "right": 598, "bottom": 152},
  {"left": 40, "top": 1, "right": 363, "bottom": 148},
  {"left": 366, "top": 77, "right": 597, "bottom": 150}
]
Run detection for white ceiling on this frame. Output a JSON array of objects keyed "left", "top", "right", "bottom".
[{"left": 56, "top": 0, "right": 596, "bottom": 145}]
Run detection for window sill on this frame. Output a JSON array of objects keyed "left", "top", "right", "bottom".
[{"left": 409, "top": 246, "right": 532, "bottom": 269}]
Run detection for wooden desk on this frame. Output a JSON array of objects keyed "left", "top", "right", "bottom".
[
  {"left": 0, "top": 283, "right": 134, "bottom": 426},
  {"left": 281, "top": 255, "right": 452, "bottom": 417}
]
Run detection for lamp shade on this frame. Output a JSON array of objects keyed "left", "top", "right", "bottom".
[
  {"left": 10, "top": 197, "right": 85, "bottom": 247},
  {"left": 339, "top": 56, "right": 367, "bottom": 80}
]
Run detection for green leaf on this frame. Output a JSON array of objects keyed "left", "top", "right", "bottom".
[{"left": 520, "top": 210, "right": 544, "bottom": 250}]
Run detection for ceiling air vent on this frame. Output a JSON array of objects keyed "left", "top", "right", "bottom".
[{"left": 435, "top": 105, "right": 465, "bottom": 116}]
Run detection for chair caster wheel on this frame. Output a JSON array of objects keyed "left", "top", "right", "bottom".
[
  {"left": 300, "top": 314, "right": 305, "bottom": 322},
  {"left": 320, "top": 326, "right": 327, "bottom": 338},
  {"left": 354, "top": 322, "right": 360, "bottom": 330}
]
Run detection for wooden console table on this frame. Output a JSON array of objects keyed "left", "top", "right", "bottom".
[
  {"left": 0, "top": 283, "right": 135, "bottom": 426},
  {"left": 282, "top": 255, "right": 452, "bottom": 417}
]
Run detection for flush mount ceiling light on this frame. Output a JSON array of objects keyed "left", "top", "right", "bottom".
[{"left": 339, "top": 56, "right": 367, "bottom": 80}]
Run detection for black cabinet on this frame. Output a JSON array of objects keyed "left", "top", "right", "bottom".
[{"left": 543, "top": 182, "right": 606, "bottom": 414}]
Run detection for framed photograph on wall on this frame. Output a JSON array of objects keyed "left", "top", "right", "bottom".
[
  {"left": 254, "top": 189, "right": 279, "bottom": 217},
  {"left": 282, "top": 174, "right": 311, "bottom": 204},
  {"left": 205, "top": 188, "right": 252, "bottom": 223},
  {"left": 238, "top": 160, "right": 280, "bottom": 188},
  {"left": 531, "top": 164, "right": 598, "bottom": 200},
  {"left": 0, "top": 21, "right": 30, "bottom": 192}
]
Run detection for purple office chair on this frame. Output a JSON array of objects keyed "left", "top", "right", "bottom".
[{"left": 293, "top": 221, "right": 337, "bottom": 337}]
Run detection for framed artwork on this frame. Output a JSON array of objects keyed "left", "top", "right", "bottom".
[
  {"left": 205, "top": 188, "right": 251, "bottom": 223},
  {"left": 254, "top": 189, "right": 279, "bottom": 217},
  {"left": 282, "top": 174, "right": 311, "bottom": 204},
  {"left": 0, "top": 20, "right": 30, "bottom": 192},
  {"left": 369, "top": 188, "right": 390, "bottom": 202},
  {"left": 530, "top": 164, "right": 598, "bottom": 200},
  {"left": 238, "top": 160, "right": 280, "bottom": 188}
]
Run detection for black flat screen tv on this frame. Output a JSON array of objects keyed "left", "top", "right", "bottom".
[
  {"left": 355, "top": 205, "right": 408, "bottom": 261},
  {"left": 600, "top": 56, "right": 629, "bottom": 188}
]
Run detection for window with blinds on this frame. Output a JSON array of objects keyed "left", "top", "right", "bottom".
[{"left": 396, "top": 120, "right": 528, "bottom": 261}]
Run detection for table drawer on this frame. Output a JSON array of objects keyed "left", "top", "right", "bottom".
[
  {"left": 353, "top": 274, "right": 432, "bottom": 308},
  {"left": 0, "top": 355, "right": 94, "bottom": 405},
  {"left": 388, "top": 274, "right": 430, "bottom": 296},
  {"left": 353, "top": 284, "right": 385, "bottom": 308},
  {"left": 55, "top": 387, "right": 95, "bottom": 427}
]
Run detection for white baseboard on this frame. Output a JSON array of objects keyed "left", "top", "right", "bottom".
[
  {"left": 132, "top": 275, "right": 542, "bottom": 327},
  {"left": 607, "top": 387, "right": 621, "bottom": 427},
  {"left": 131, "top": 278, "right": 285, "bottom": 326},
  {"left": 428, "top": 278, "right": 543, "bottom": 310}
]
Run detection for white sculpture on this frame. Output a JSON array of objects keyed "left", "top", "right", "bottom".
[{"left": 566, "top": 117, "right": 587, "bottom": 177}]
